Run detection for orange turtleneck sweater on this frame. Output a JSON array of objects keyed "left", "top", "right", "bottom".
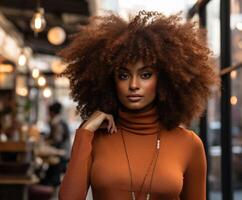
[{"left": 59, "top": 107, "right": 207, "bottom": 200}]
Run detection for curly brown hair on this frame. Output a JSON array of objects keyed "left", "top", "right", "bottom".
[{"left": 59, "top": 11, "right": 220, "bottom": 130}]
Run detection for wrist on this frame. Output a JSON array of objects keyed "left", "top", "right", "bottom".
[{"left": 81, "top": 123, "right": 95, "bottom": 132}]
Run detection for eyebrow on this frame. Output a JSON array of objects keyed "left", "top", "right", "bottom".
[{"left": 117, "top": 65, "right": 155, "bottom": 72}]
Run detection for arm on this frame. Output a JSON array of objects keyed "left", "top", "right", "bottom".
[
  {"left": 59, "top": 128, "right": 94, "bottom": 200},
  {"left": 180, "top": 132, "right": 207, "bottom": 200},
  {"left": 59, "top": 110, "right": 117, "bottom": 200}
]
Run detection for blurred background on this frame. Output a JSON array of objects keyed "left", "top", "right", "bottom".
[{"left": 0, "top": 0, "right": 241, "bottom": 200}]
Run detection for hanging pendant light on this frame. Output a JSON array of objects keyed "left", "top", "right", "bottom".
[{"left": 30, "top": 6, "right": 46, "bottom": 34}]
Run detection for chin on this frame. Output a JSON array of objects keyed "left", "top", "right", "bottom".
[
  {"left": 121, "top": 99, "right": 156, "bottom": 112},
  {"left": 124, "top": 102, "right": 147, "bottom": 111}
]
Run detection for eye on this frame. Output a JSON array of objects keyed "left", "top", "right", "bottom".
[
  {"left": 140, "top": 72, "right": 152, "bottom": 79},
  {"left": 118, "top": 72, "right": 129, "bottom": 80}
]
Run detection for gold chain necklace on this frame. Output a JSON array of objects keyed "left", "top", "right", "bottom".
[{"left": 120, "top": 128, "right": 161, "bottom": 200}]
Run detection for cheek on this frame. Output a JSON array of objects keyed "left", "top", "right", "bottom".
[
  {"left": 143, "top": 79, "right": 157, "bottom": 97},
  {"left": 115, "top": 81, "right": 127, "bottom": 97}
]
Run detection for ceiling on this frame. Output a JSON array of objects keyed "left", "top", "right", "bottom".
[{"left": 0, "top": 0, "right": 90, "bottom": 55}]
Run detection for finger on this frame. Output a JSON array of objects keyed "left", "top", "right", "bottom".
[
  {"left": 112, "top": 120, "right": 117, "bottom": 132},
  {"left": 110, "top": 117, "right": 117, "bottom": 133},
  {"left": 110, "top": 124, "right": 115, "bottom": 133},
  {"left": 108, "top": 115, "right": 116, "bottom": 134},
  {"left": 114, "top": 124, "right": 118, "bottom": 132},
  {"left": 106, "top": 116, "right": 112, "bottom": 132},
  {"left": 110, "top": 118, "right": 117, "bottom": 133}
]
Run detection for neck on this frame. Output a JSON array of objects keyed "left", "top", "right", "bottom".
[{"left": 118, "top": 104, "right": 161, "bottom": 135}]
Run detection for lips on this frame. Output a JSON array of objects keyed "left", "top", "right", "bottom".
[{"left": 127, "top": 94, "right": 143, "bottom": 102}]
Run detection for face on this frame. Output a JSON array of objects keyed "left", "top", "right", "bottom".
[{"left": 114, "top": 60, "right": 158, "bottom": 112}]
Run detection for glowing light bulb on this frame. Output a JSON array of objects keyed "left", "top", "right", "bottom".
[
  {"left": 230, "top": 71, "right": 237, "bottom": 79},
  {"left": 230, "top": 96, "right": 238, "bottom": 105},
  {"left": 16, "top": 87, "right": 28, "bottom": 96},
  {"left": 32, "top": 68, "right": 40, "bottom": 79},
  {"left": 30, "top": 8, "right": 46, "bottom": 33},
  {"left": 43, "top": 87, "right": 52, "bottom": 98},
  {"left": 18, "top": 53, "right": 27, "bottom": 67},
  {"left": 38, "top": 76, "right": 46, "bottom": 86},
  {"left": 35, "top": 15, "right": 42, "bottom": 29}
]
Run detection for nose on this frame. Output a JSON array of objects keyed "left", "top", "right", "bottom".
[{"left": 129, "top": 76, "right": 139, "bottom": 91}]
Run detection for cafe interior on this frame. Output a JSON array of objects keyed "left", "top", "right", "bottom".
[{"left": 1, "top": 0, "right": 242, "bottom": 200}]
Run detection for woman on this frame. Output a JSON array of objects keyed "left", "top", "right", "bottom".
[{"left": 58, "top": 11, "right": 220, "bottom": 200}]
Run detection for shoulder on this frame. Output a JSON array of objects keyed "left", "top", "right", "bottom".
[
  {"left": 175, "top": 127, "right": 206, "bottom": 169},
  {"left": 174, "top": 126, "right": 204, "bottom": 150}
]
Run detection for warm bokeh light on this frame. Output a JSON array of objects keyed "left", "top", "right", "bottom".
[
  {"left": 18, "top": 53, "right": 27, "bottom": 66},
  {"left": 0, "top": 74, "right": 6, "bottom": 87},
  {"left": 236, "top": 22, "right": 242, "bottom": 30},
  {"left": 38, "top": 76, "right": 46, "bottom": 86},
  {"left": 51, "top": 59, "right": 67, "bottom": 74},
  {"left": 47, "top": 26, "right": 66, "bottom": 45},
  {"left": 230, "top": 96, "right": 238, "bottom": 105},
  {"left": 16, "top": 87, "right": 28, "bottom": 97},
  {"left": 0, "top": 64, "right": 14, "bottom": 73},
  {"left": 32, "top": 68, "right": 40, "bottom": 79},
  {"left": 230, "top": 70, "right": 237, "bottom": 79},
  {"left": 43, "top": 87, "right": 52, "bottom": 98}
]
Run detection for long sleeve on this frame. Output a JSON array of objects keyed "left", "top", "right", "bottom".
[
  {"left": 180, "top": 132, "right": 207, "bottom": 200},
  {"left": 59, "top": 128, "right": 94, "bottom": 200}
]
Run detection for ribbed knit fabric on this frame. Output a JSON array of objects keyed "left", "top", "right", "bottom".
[
  {"left": 117, "top": 106, "right": 161, "bottom": 135},
  {"left": 59, "top": 107, "right": 207, "bottom": 200}
]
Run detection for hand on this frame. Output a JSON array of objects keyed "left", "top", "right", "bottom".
[{"left": 81, "top": 111, "right": 117, "bottom": 133}]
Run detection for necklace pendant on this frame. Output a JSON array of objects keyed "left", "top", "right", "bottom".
[
  {"left": 131, "top": 191, "right": 136, "bottom": 200},
  {"left": 146, "top": 193, "right": 150, "bottom": 200}
]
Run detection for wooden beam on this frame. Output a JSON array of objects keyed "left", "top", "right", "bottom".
[{"left": 0, "top": 0, "right": 90, "bottom": 16}]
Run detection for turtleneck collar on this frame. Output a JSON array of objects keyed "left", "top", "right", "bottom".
[{"left": 117, "top": 105, "right": 161, "bottom": 135}]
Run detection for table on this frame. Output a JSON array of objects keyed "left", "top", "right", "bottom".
[{"left": 0, "top": 175, "right": 39, "bottom": 200}]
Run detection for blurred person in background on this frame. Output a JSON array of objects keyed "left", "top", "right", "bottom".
[{"left": 41, "top": 101, "right": 70, "bottom": 186}]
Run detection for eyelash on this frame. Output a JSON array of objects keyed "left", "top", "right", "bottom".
[{"left": 117, "top": 72, "right": 153, "bottom": 80}]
